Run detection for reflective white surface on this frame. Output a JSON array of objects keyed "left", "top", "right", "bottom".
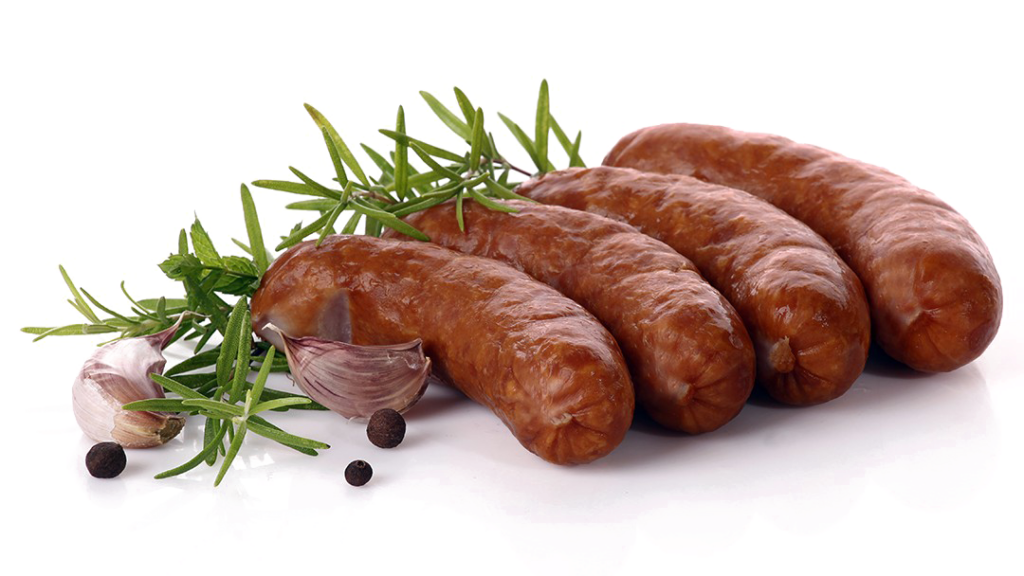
[{"left": 37, "top": 248, "right": 1015, "bottom": 573}]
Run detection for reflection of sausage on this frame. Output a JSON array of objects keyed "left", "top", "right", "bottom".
[
  {"left": 250, "top": 235, "right": 634, "bottom": 465},
  {"left": 385, "top": 200, "right": 754, "bottom": 433},
  {"left": 604, "top": 124, "right": 1002, "bottom": 372},
  {"left": 517, "top": 167, "right": 871, "bottom": 406}
]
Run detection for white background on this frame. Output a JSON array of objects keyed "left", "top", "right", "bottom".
[{"left": 22, "top": 106, "right": 1015, "bottom": 569}]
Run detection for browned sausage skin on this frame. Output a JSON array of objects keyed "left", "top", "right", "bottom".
[
  {"left": 250, "top": 235, "right": 634, "bottom": 464},
  {"left": 384, "top": 200, "right": 755, "bottom": 433},
  {"left": 517, "top": 167, "right": 871, "bottom": 406},
  {"left": 604, "top": 124, "right": 1002, "bottom": 372}
]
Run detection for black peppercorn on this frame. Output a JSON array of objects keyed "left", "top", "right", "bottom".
[
  {"left": 86, "top": 442, "right": 126, "bottom": 479},
  {"left": 345, "top": 459, "right": 373, "bottom": 486},
  {"left": 367, "top": 408, "right": 406, "bottom": 448}
]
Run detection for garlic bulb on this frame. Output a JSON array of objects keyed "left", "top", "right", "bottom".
[
  {"left": 72, "top": 320, "right": 186, "bottom": 448},
  {"left": 265, "top": 324, "right": 430, "bottom": 419}
]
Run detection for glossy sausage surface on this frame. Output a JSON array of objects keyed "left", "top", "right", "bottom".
[
  {"left": 250, "top": 235, "right": 635, "bottom": 464},
  {"left": 386, "top": 200, "right": 754, "bottom": 433},
  {"left": 605, "top": 123, "right": 1002, "bottom": 372},
  {"left": 517, "top": 167, "right": 871, "bottom": 405}
]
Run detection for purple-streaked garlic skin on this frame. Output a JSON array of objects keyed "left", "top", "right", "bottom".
[
  {"left": 72, "top": 322, "right": 185, "bottom": 448},
  {"left": 267, "top": 325, "right": 430, "bottom": 419}
]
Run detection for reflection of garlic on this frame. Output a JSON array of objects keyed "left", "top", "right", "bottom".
[
  {"left": 265, "top": 324, "right": 430, "bottom": 419},
  {"left": 72, "top": 320, "right": 186, "bottom": 448}
]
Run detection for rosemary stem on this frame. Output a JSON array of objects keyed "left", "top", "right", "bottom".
[
  {"left": 355, "top": 190, "right": 397, "bottom": 205},
  {"left": 488, "top": 157, "right": 532, "bottom": 177}
]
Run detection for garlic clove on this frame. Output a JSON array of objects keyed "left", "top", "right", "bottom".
[
  {"left": 265, "top": 324, "right": 431, "bottom": 419},
  {"left": 72, "top": 320, "right": 186, "bottom": 448}
]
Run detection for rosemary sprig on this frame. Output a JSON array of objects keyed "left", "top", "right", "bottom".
[
  {"left": 240, "top": 184, "right": 270, "bottom": 275},
  {"left": 125, "top": 310, "right": 329, "bottom": 485},
  {"left": 252, "top": 86, "right": 578, "bottom": 241},
  {"left": 394, "top": 106, "right": 410, "bottom": 200},
  {"left": 535, "top": 79, "right": 551, "bottom": 173},
  {"left": 304, "top": 103, "right": 369, "bottom": 187}
]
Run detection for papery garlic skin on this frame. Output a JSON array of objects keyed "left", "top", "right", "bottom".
[
  {"left": 266, "top": 324, "right": 430, "bottom": 419},
  {"left": 72, "top": 322, "right": 185, "bottom": 448}
]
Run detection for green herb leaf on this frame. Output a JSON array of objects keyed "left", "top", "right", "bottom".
[
  {"left": 285, "top": 199, "right": 340, "bottom": 211},
  {"left": 240, "top": 184, "right": 270, "bottom": 275},
  {"left": 552, "top": 115, "right": 585, "bottom": 167},
  {"left": 251, "top": 397, "right": 310, "bottom": 414},
  {"left": 535, "top": 79, "right": 551, "bottom": 174},
  {"left": 453, "top": 87, "right": 476, "bottom": 124},
  {"left": 361, "top": 144, "right": 395, "bottom": 179},
  {"left": 249, "top": 346, "right": 276, "bottom": 405},
  {"left": 247, "top": 419, "right": 330, "bottom": 450},
  {"left": 122, "top": 398, "right": 190, "bottom": 412},
  {"left": 469, "top": 107, "right": 485, "bottom": 174},
  {"left": 156, "top": 297, "right": 168, "bottom": 324},
  {"left": 568, "top": 130, "right": 584, "bottom": 167},
  {"left": 406, "top": 169, "right": 448, "bottom": 190},
  {"left": 204, "top": 418, "right": 220, "bottom": 466},
  {"left": 320, "top": 126, "right": 349, "bottom": 187},
  {"left": 192, "top": 324, "right": 216, "bottom": 353},
  {"left": 181, "top": 399, "right": 245, "bottom": 417},
  {"left": 23, "top": 324, "right": 119, "bottom": 341},
  {"left": 455, "top": 188, "right": 465, "bottom": 232},
  {"left": 190, "top": 217, "right": 222, "bottom": 267},
  {"left": 178, "top": 229, "right": 189, "bottom": 256},
  {"left": 165, "top": 372, "right": 216, "bottom": 389},
  {"left": 482, "top": 177, "right": 531, "bottom": 202},
  {"left": 150, "top": 374, "right": 206, "bottom": 400},
  {"left": 498, "top": 112, "right": 541, "bottom": 172},
  {"left": 229, "top": 305, "right": 252, "bottom": 403},
  {"left": 378, "top": 130, "right": 465, "bottom": 163},
  {"left": 349, "top": 199, "right": 430, "bottom": 241},
  {"left": 166, "top": 347, "right": 221, "bottom": 376},
  {"left": 317, "top": 202, "right": 344, "bottom": 247},
  {"left": 137, "top": 298, "right": 187, "bottom": 312},
  {"left": 155, "top": 424, "right": 227, "bottom": 480},
  {"left": 159, "top": 254, "right": 205, "bottom": 280},
  {"left": 79, "top": 289, "right": 137, "bottom": 326},
  {"left": 364, "top": 214, "right": 383, "bottom": 238},
  {"left": 182, "top": 275, "right": 228, "bottom": 334},
  {"left": 252, "top": 180, "right": 332, "bottom": 199},
  {"left": 408, "top": 142, "right": 463, "bottom": 181},
  {"left": 393, "top": 106, "right": 410, "bottom": 200},
  {"left": 340, "top": 211, "right": 362, "bottom": 234},
  {"left": 275, "top": 211, "right": 334, "bottom": 251},
  {"left": 59, "top": 266, "right": 101, "bottom": 324},
  {"left": 217, "top": 298, "right": 247, "bottom": 390},
  {"left": 214, "top": 419, "right": 247, "bottom": 487},
  {"left": 257, "top": 387, "right": 327, "bottom": 410},
  {"left": 289, "top": 167, "right": 343, "bottom": 200},
  {"left": 467, "top": 187, "right": 520, "bottom": 213},
  {"left": 304, "top": 103, "right": 369, "bottom": 186},
  {"left": 419, "top": 91, "right": 471, "bottom": 140},
  {"left": 389, "top": 190, "right": 457, "bottom": 218}
]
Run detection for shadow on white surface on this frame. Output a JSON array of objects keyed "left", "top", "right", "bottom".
[{"left": 37, "top": 250, "right": 1015, "bottom": 569}]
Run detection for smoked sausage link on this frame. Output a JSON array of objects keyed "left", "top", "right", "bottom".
[
  {"left": 250, "top": 235, "right": 634, "bottom": 464},
  {"left": 604, "top": 124, "right": 1002, "bottom": 372},
  {"left": 517, "top": 167, "right": 871, "bottom": 406},
  {"left": 386, "top": 200, "right": 755, "bottom": 433}
]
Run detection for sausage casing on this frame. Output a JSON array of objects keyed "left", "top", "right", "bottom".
[
  {"left": 604, "top": 123, "right": 1002, "bottom": 372},
  {"left": 517, "top": 167, "right": 871, "bottom": 406},
  {"left": 385, "top": 200, "right": 755, "bottom": 433},
  {"left": 250, "top": 235, "right": 635, "bottom": 464}
]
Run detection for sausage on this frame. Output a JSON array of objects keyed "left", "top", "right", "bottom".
[
  {"left": 250, "top": 235, "right": 634, "bottom": 464},
  {"left": 516, "top": 167, "right": 871, "bottom": 406},
  {"left": 384, "top": 200, "right": 754, "bottom": 433},
  {"left": 604, "top": 124, "right": 1002, "bottom": 372}
]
